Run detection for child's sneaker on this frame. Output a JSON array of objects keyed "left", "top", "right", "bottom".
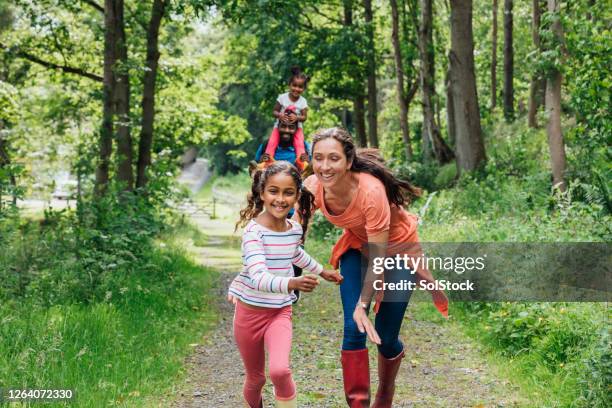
[
  {"left": 256, "top": 157, "right": 275, "bottom": 171},
  {"left": 295, "top": 158, "right": 309, "bottom": 172},
  {"left": 248, "top": 160, "right": 258, "bottom": 176}
]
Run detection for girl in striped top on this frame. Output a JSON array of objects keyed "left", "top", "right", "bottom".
[{"left": 229, "top": 161, "right": 342, "bottom": 408}]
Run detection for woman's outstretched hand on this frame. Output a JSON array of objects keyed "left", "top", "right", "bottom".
[
  {"left": 353, "top": 305, "right": 381, "bottom": 345},
  {"left": 320, "top": 269, "right": 343, "bottom": 285}
]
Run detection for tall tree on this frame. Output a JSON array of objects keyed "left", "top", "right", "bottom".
[
  {"left": 491, "top": 0, "right": 498, "bottom": 109},
  {"left": 95, "top": 0, "right": 117, "bottom": 195},
  {"left": 343, "top": 0, "right": 368, "bottom": 147},
  {"left": 449, "top": 0, "right": 486, "bottom": 174},
  {"left": 503, "top": 0, "right": 514, "bottom": 120},
  {"left": 544, "top": 0, "right": 567, "bottom": 192},
  {"left": 136, "top": 0, "right": 167, "bottom": 189},
  {"left": 363, "top": 0, "right": 378, "bottom": 147},
  {"left": 445, "top": 68, "right": 456, "bottom": 147},
  {"left": 527, "top": 0, "right": 545, "bottom": 128},
  {"left": 114, "top": 0, "right": 133, "bottom": 191},
  {"left": 419, "top": 0, "right": 453, "bottom": 163},
  {"left": 390, "top": 0, "right": 418, "bottom": 160}
]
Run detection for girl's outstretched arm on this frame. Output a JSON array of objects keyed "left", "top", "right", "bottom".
[{"left": 292, "top": 246, "right": 323, "bottom": 275}]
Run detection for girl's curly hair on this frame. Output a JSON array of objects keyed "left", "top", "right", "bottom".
[{"left": 236, "top": 161, "right": 314, "bottom": 241}]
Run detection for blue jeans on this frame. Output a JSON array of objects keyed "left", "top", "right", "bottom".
[{"left": 339, "top": 249, "right": 415, "bottom": 358}]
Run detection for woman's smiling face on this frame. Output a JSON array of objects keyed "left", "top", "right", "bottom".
[
  {"left": 260, "top": 172, "right": 298, "bottom": 219},
  {"left": 312, "top": 138, "right": 352, "bottom": 187}
]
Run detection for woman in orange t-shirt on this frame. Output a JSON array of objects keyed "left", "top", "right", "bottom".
[{"left": 302, "top": 127, "right": 448, "bottom": 408}]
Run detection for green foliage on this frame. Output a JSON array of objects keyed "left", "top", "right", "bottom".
[
  {"left": 0, "top": 80, "right": 25, "bottom": 213},
  {"left": 563, "top": 2, "right": 611, "bottom": 194},
  {"left": 0, "top": 190, "right": 180, "bottom": 306},
  {"left": 575, "top": 327, "right": 612, "bottom": 408},
  {"left": 404, "top": 116, "right": 611, "bottom": 406},
  {"left": 391, "top": 159, "right": 440, "bottom": 192},
  {"left": 0, "top": 80, "right": 18, "bottom": 124},
  {"left": 0, "top": 223, "right": 220, "bottom": 407},
  {"left": 455, "top": 302, "right": 610, "bottom": 407},
  {"left": 434, "top": 162, "right": 456, "bottom": 189},
  {"left": 307, "top": 211, "right": 342, "bottom": 242}
]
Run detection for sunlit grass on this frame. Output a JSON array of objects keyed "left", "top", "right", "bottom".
[{"left": 0, "top": 225, "right": 220, "bottom": 407}]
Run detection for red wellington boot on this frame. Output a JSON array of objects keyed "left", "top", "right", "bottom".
[
  {"left": 371, "top": 349, "right": 405, "bottom": 408},
  {"left": 341, "top": 349, "right": 371, "bottom": 408}
]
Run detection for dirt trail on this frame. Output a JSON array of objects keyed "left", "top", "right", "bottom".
[{"left": 170, "top": 207, "right": 527, "bottom": 408}]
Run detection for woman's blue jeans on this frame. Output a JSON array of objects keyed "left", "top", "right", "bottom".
[{"left": 339, "top": 249, "right": 415, "bottom": 359}]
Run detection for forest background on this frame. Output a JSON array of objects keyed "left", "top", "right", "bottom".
[{"left": 0, "top": 0, "right": 609, "bottom": 407}]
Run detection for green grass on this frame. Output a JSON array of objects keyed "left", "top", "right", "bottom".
[
  {"left": 0, "top": 224, "right": 220, "bottom": 407},
  {"left": 452, "top": 303, "right": 610, "bottom": 408}
]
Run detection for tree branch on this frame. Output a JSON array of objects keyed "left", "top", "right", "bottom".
[
  {"left": 307, "top": 4, "right": 343, "bottom": 25},
  {"left": 125, "top": 1, "right": 149, "bottom": 32},
  {"left": 81, "top": 0, "right": 104, "bottom": 13},
  {"left": 0, "top": 43, "right": 102, "bottom": 82},
  {"left": 299, "top": 13, "right": 315, "bottom": 31},
  {"left": 406, "top": 77, "right": 419, "bottom": 103}
]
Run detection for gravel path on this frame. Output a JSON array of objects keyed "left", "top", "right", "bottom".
[
  {"left": 170, "top": 208, "right": 527, "bottom": 407},
  {"left": 170, "top": 266, "right": 527, "bottom": 407}
]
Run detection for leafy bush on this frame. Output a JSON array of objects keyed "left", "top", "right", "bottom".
[
  {"left": 307, "top": 211, "right": 342, "bottom": 242},
  {"left": 390, "top": 159, "right": 440, "bottom": 192},
  {"left": 457, "top": 302, "right": 610, "bottom": 406},
  {"left": 434, "top": 163, "right": 457, "bottom": 189},
  {"left": 575, "top": 327, "right": 612, "bottom": 408},
  {"left": 0, "top": 190, "right": 176, "bottom": 307}
]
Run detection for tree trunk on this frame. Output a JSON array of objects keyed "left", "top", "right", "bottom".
[
  {"left": 449, "top": 0, "right": 486, "bottom": 174},
  {"left": 527, "top": 0, "right": 545, "bottom": 128},
  {"left": 114, "top": 0, "right": 133, "bottom": 191},
  {"left": 344, "top": 0, "right": 368, "bottom": 146},
  {"left": 491, "top": 0, "right": 498, "bottom": 109},
  {"left": 419, "top": 0, "right": 454, "bottom": 164},
  {"left": 445, "top": 69, "right": 456, "bottom": 147},
  {"left": 586, "top": 0, "right": 595, "bottom": 21},
  {"left": 136, "top": 0, "right": 166, "bottom": 189},
  {"left": 354, "top": 96, "right": 368, "bottom": 147},
  {"left": 390, "top": 0, "right": 413, "bottom": 160},
  {"left": 545, "top": 0, "right": 567, "bottom": 192},
  {"left": 95, "top": 0, "right": 117, "bottom": 195},
  {"left": 503, "top": 0, "right": 514, "bottom": 121},
  {"left": 0, "top": 133, "right": 16, "bottom": 207},
  {"left": 341, "top": 107, "right": 352, "bottom": 130},
  {"left": 363, "top": 0, "right": 378, "bottom": 147}
]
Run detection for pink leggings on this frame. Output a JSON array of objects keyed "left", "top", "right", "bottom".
[
  {"left": 264, "top": 127, "right": 307, "bottom": 170},
  {"left": 233, "top": 301, "right": 296, "bottom": 406}
]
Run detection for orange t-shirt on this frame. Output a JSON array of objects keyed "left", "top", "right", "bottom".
[{"left": 303, "top": 172, "right": 449, "bottom": 317}]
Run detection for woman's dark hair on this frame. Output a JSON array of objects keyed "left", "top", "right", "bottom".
[
  {"left": 288, "top": 65, "right": 310, "bottom": 87},
  {"left": 236, "top": 161, "right": 315, "bottom": 241},
  {"left": 309, "top": 127, "right": 422, "bottom": 207}
]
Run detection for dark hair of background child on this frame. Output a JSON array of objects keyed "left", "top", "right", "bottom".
[{"left": 288, "top": 66, "right": 310, "bottom": 87}]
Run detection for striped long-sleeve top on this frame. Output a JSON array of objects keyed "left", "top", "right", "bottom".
[{"left": 228, "top": 219, "right": 323, "bottom": 308}]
